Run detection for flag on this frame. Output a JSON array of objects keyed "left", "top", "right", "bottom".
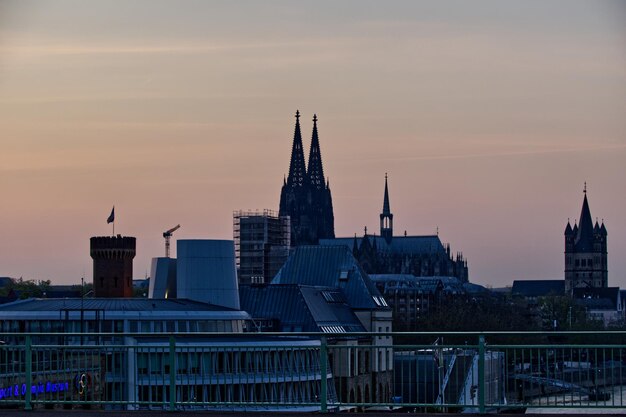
[{"left": 107, "top": 206, "right": 115, "bottom": 224}]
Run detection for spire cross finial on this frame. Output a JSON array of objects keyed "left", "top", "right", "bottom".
[
  {"left": 584, "top": 181, "right": 587, "bottom": 194},
  {"left": 364, "top": 226, "right": 367, "bottom": 235},
  {"left": 312, "top": 114, "right": 317, "bottom": 123},
  {"left": 295, "top": 110, "right": 300, "bottom": 120},
  {"left": 385, "top": 172, "right": 388, "bottom": 180},
  {"left": 436, "top": 226, "right": 439, "bottom": 236}
]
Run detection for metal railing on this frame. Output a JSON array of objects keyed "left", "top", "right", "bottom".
[{"left": 0, "top": 331, "right": 624, "bottom": 412}]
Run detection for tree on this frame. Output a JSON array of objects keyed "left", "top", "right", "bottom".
[{"left": 0, "top": 277, "right": 51, "bottom": 299}]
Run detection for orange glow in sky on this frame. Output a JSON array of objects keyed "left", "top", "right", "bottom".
[{"left": 1, "top": 1, "right": 625, "bottom": 288}]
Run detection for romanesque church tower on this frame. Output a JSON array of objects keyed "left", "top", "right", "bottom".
[
  {"left": 279, "top": 111, "right": 335, "bottom": 246},
  {"left": 564, "top": 185, "right": 608, "bottom": 294}
]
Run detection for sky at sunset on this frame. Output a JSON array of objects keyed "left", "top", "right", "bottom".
[{"left": 1, "top": 1, "right": 625, "bottom": 288}]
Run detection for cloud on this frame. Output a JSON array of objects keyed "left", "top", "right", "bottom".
[
  {"left": 4, "top": 38, "right": 335, "bottom": 57},
  {"left": 356, "top": 144, "right": 626, "bottom": 162}
]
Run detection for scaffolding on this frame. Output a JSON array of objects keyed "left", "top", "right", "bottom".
[{"left": 233, "top": 210, "right": 291, "bottom": 285}]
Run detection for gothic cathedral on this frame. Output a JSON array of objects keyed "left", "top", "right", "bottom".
[{"left": 279, "top": 111, "right": 335, "bottom": 246}]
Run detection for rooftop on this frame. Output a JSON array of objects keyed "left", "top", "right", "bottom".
[{"left": 0, "top": 297, "right": 241, "bottom": 313}]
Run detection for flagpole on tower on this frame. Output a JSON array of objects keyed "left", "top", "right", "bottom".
[{"left": 107, "top": 206, "right": 115, "bottom": 236}]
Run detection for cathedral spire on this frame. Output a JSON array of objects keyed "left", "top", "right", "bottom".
[
  {"left": 382, "top": 172, "right": 391, "bottom": 216},
  {"left": 380, "top": 173, "right": 394, "bottom": 243},
  {"left": 307, "top": 114, "right": 325, "bottom": 190},
  {"left": 286, "top": 110, "right": 307, "bottom": 188},
  {"left": 279, "top": 111, "right": 335, "bottom": 246}
]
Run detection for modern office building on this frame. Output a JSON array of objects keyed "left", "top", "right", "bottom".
[
  {"left": 233, "top": 210, "right": 290, "bottom": 284},
  {"left": 0, "top": 298, "right": 335, "bottom": 410}
]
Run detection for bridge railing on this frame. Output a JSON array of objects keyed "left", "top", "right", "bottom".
[{"left": 0, "top": 331, "right": 624, "bottom": 412}]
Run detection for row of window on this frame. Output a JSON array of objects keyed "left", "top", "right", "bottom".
[
  {"left": 136, "top": 348, "right": 322, "bottom": 377},
  {"left": 137, "top": 380, "right": 327, "bottom": 405},
  {"left": 0, "top": 319, "right": 243, "bottom": 335}
]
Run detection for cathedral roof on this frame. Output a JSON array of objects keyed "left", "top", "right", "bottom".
[{"left": 321, "top": 235, "right": 446, "bottom": 256}]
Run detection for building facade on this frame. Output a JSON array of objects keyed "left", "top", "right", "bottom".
[
  {"left": 279, "top": 111, "right": 334, "bottom": 246},
  {"left": 268, "top": 245, "right": 394, "bottom": 405},
  {"left": 321, "top": 175, "right": 468, "bottom": 283},
  {"left": 0, "top": 298, "right": 334, "bottom": 411},
  {"left": 233, "top": 209, "right": 290, "bottom": 284},
  {"left": 564, "top": 188, "right": 608, "bottom": 294}
]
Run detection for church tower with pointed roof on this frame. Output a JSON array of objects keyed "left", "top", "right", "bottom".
[
  {"left": 564, "top": 184, "right": 608, "bottom": 294},
  {"left": 380, "top": 173, "right": 393, "bottom": 243},
  {"left": 279, "top": 111, "right": 335, "bottom": 246}
]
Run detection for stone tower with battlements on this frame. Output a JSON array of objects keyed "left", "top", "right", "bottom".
[{"left": 90, "top": 235, "right": 136, "bottom": 298}]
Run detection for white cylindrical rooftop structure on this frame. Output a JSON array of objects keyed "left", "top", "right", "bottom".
[{"left": 176, "top": 240, "right": 240, "bottom": 310}]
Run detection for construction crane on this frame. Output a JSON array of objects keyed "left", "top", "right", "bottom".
[{"left": 163, "top": 224, "right": 180, "bottom": 258}]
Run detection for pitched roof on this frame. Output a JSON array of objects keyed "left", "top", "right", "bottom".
[
  {"left": 239, "top": 284, "right": 366, "bottom": 333},
  {"left": 272, "top": 245, "right": 386, "bottom": 310},
  {"left": 573, "top": 287, "right": 621, "bottom": 310},
  {"left": 600, "top": 222, "right": 607, "bottom": 236},
  {"left": 0, "top": 297, "right": 238, "bottom": 312},
  {"left": 564, "top": 221, "right": 573, "bottom": 236},
  {"left": 369, "top": 274, "right": 466, "bottom": 295},
  {"left": 0, "top": 277, "right": 13, "bottom": 287},
  {"left": 575, "top": 194, "right": 595, "bottom": 252},
  {"left": 321, "top": 235, "right": 446, "bottom": 256},
  {"left": 511, "top": 280, "right": 565, "bottom": 297}
]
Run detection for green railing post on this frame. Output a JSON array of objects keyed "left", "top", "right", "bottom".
[
  {"left": 478, "top": 335, "right": 485, "bottom": 414},
  {"left": 24, "top": 335, "right": 32, "bottom": 411},
  {"left": 320, "top": 336, "right": 328, "bottom": 413},
  {"left": 169, "top": 336, "right": 176, "bottom": 411}
]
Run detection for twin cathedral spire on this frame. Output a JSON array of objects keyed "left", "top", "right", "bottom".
[{"left": 279, "top": 111, "right": 335, "bottom": 246}]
